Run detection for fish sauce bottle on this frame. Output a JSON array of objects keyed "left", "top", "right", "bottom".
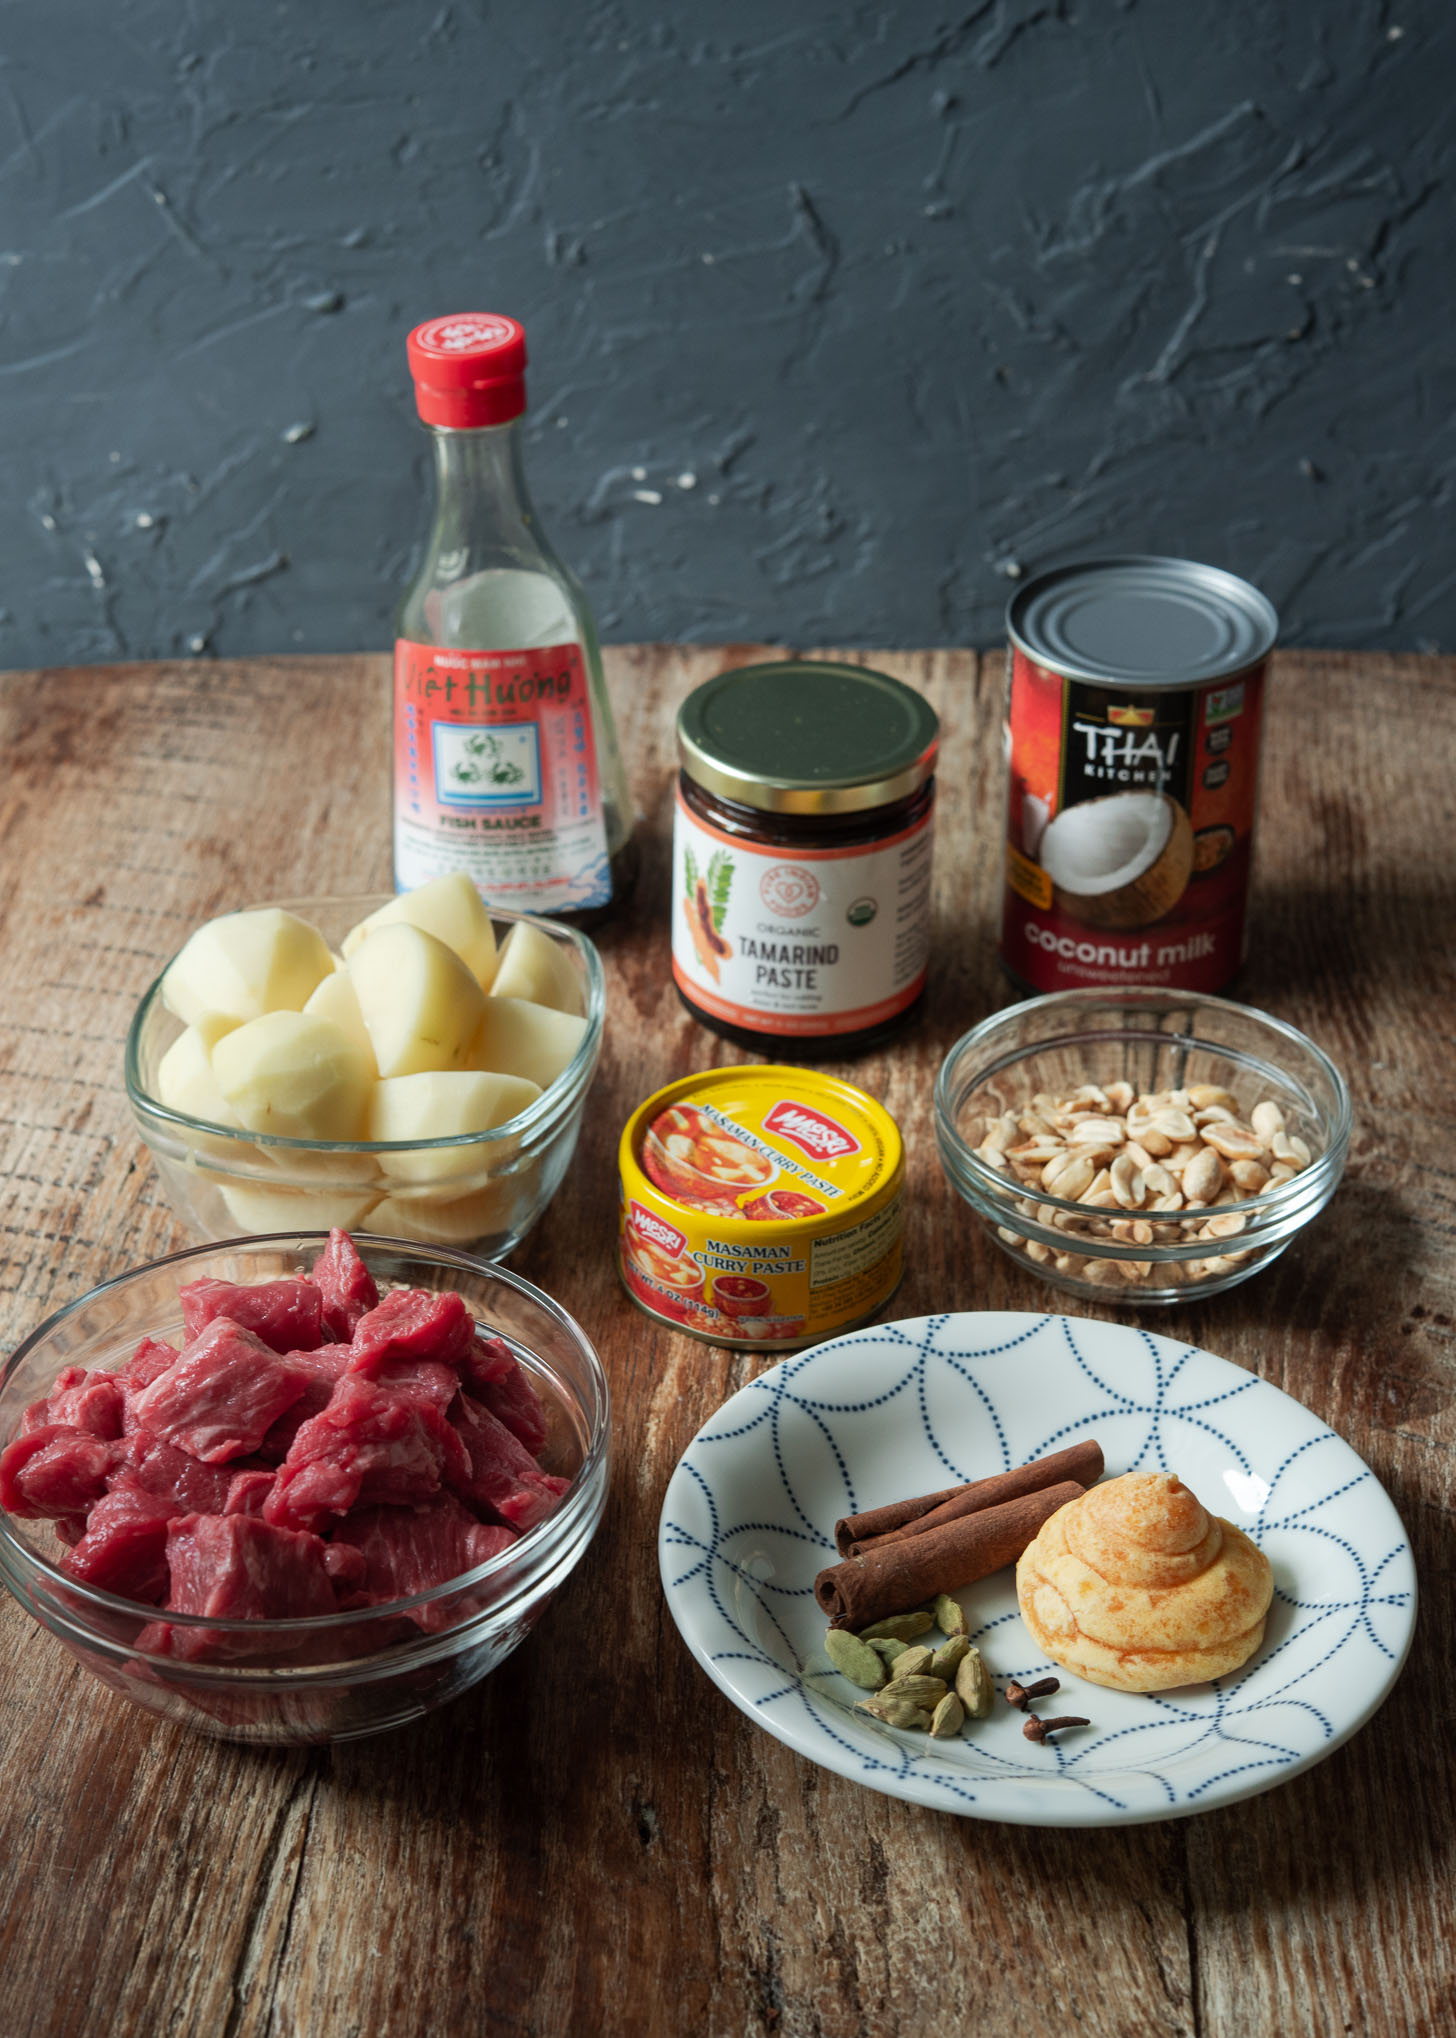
[{"left": 395, "top": 314, "right": 636, "bottom": 922}]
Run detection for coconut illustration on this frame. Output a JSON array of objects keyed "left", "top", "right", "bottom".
[
  {"left": 1038, "top": 791, "right": 1194, "bottom": 930},
  {"left": 1020, "top": 791, "right": 1050, "bottom": 859}
]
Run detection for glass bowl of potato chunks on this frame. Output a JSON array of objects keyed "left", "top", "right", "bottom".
[{"left": 125, "top": 877, "right": 604, "bottom": 1260}]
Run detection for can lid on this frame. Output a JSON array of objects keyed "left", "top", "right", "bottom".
[
  {"left": 619, "top": 1065, "right": 904, "bottom": 1231},
  {"left": 407, "top": 314, "right": 528, "bottom": 428},
  {"left": 1008, "top": 556, "right": 1278, "bottom": 689},
  {"left": 677, "top": 661, "right": 939, "bottom": 816}
]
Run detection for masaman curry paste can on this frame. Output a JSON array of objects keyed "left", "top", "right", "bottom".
[
  {"left": 1000, "top": 556, "right": 1278, "bottom": 995},
  {"left": 617, "top": 1067, "right": 904, "bottom": 1350}
]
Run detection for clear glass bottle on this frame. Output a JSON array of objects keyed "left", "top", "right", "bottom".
[{"left": 395, "top": 314, "right": 636, "bottom": 923}]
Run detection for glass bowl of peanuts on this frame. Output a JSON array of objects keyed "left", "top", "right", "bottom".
[{"left": 934, "top": 989, "right": 1351, "bottom": 1305}]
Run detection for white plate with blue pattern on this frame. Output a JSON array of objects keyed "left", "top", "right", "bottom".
[{"left": 658, "top": 1314, "right": 1415, "bottom": 1825}]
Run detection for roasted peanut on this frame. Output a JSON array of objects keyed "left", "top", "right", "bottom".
[{"left": 979, "top": 1078, "right": 1315, "bottom": 1293}]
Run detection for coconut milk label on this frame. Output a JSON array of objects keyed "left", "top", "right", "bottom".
[
  {"left": 671, "top": 788, "right": 934, "bottom": 1039},
  {"left": 1001, "top": 647, "right": 1266, "bottom": 993}
]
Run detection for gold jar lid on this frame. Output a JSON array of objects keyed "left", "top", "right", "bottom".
[{"left": 676, "top": 660, "right": 939, "bottom": 817}]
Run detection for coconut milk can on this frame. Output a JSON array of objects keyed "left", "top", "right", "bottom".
[{"left": 999, "top": 556, "right": 1278, "bottom": 995}]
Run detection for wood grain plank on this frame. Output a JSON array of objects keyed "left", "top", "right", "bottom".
[{"left": 0, "top": 647, "right": 1450, "bottom": 2038}]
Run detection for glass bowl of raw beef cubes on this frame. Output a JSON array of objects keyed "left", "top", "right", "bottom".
[{"left": 0, "top": 1231, "right": 609, "bottom": 1743}]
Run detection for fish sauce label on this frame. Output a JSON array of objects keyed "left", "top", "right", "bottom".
[
  {"left": 671, "top": 788, "right": 934, "bottom": 1038},
  {"left": 1000, "top": 647, "right": 1266, "bottom": 994},
  {"left": 394, "top": 638, "right": 610, "bottom": 911}
]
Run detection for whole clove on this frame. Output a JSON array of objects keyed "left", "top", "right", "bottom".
[
  {"left": 1004, "top": 1676, "right": 1060, "bottom": 1711},
  {"left": 1022, "top": 1714, "right": 1090, "bottom": 1742}
]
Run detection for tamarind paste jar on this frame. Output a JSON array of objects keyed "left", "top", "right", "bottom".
[
  {"left": 672, "top": 661, "right": 938, "bottom": 1057},
  {"left": 618, "top": 1067, "right": 904, "bottom": 1350},
  {"left": 1001, "top": 557, "right": 1278, "bottom": 997}
]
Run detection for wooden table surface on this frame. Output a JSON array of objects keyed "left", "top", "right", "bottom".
[{"left": 0, "top": 647, "right": 1451, "bottom": 2038}]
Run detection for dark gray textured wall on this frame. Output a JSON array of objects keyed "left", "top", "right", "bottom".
[{"left": 0, "top": 0, "right": 1450, "bottom": 667}]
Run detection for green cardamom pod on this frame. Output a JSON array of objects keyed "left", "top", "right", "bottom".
[
  {"left": 929, "top": 1692, "right": 965, "bottom": 1739},
  {"left": 930, "top": 1636, "right": 970, "bottom": 1680},
  {"left": 955, "top": 1646, "right": 995, "bottom": 1719},
  {"left": 824, "top": 1628, "right": 887, "bottom": 1690},
  {"left": 887, "top": 1644, "right": 935, "bottom": 1682},
  {"left": 856, "top": 1611, "right": 935, "bottom": 1643},
  {"left": 865, "top": 1637, "right": 909, "bottom": 1664},
  {"left": 856, "top": 1694, "right": 934, "bottom": 1730},
  {"left": 884, "top": 1673, "right": 947, "bottom": 1707},
  {"left": 932, "top": 1593, "right": 969, "bottom": 1639}
]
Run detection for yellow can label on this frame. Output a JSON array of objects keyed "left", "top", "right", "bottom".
[{"left": 618, "top": 1067, "right": 903, "bottom": 1349}]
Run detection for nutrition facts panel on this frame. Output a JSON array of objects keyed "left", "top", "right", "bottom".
[{"left": 809, "top": 1197, "right": 902, "bottom": 1291}]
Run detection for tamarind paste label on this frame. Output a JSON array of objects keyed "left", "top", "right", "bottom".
[
  {"left": 671, "top": 788, "right": 933, "bottom": 1038},
  {"left": 394, "top": 638, "right": 609, "bottom": 911},
  {"left": 617, "top": 1067, "right": 904, "bottom": 1351},
  {"left": 1000, "top": 646, "right": 1266, "bottom": 994}
]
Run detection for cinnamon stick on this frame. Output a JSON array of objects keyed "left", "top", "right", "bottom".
[
  {"left": 832, "top": 1481, "right": 972, "bottom": 1558},
  {"left": 835, "top": 1440, "right": 1103, "bottom": 1559},
  {"left": 815, "top": 1480, "right": 1084, "bottom": 1629}
]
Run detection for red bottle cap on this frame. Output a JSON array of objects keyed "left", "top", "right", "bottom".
[{"left": 406, "top": 314, "right": 528, "bottom": 428}]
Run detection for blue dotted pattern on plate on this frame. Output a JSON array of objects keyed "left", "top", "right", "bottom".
[{"left": 659, "top": 1314, "right": 1415, "bottom": 1824}]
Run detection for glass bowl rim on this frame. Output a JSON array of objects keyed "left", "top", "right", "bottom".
[
  {"left": 0, "top": 1231, "right": 610, "bottom": 1638},
  {"left": 933, "top": 985, "right": 1353, "bottom": 1223},
  {"left": 123, "top": 895, "right": 605, "bottom": 1155}
]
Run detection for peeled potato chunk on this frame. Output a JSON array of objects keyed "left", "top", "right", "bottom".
[
  {"left": 304, "top": 966, "right": 379, "bottom": 1081},
  {"left": 256, "top": 1142, "right": 380, "bottom": 1187},
  {"left": 155, "top": 1014, "right": 243, "bottom": 1127},
  {"left": 369, "top": 1071, "right": 542, "bottom": 1183},
  {"left": 161, "top": 909, "right": 335, "bottom": 1025},
  {"left": 469, "top": 996, "right": 587, "bottom": 1091},
  {"left": 212, "top": 1011, "right": 373, "bottom": 1141},
  {"left": 372, "top": 1177, "right": 528, "bottom": 1247},
  {"left": 488, "top": 920, "right": 583, "bottom": 1016},
  {"left": 342, "top": 871, "right": 498, "bottom": 989},
  {"left": 347, "top": 923, "right": 488, "bottom": 1079},
  {"left": 220, "top": 1180, "right": 381, "bottom": 1235}
]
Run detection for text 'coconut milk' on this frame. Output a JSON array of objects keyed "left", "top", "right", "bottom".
[{"left": 999, "top": 556, "right": 1278, "bottom": 995}]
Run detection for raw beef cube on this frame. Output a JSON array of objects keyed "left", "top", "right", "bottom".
[
  {"left": 348, "top": 1287, "right": 474, "bottom": 1374},
  {"left": 0, "top": 1426, "right": 115, "bottom": 1519},
  {"left": 179, "top": 1275, "right": 325, "bottom": 1355},
  {"left": 322, "top": 1539, "right": 369, "bottom": 1595},
  {"left": 166, "top": 1511, "right": 335, "bottom": 1620},
  {"left": 332, "top": 1495, "right": 516, "bottom": 1631},
  {"left": 359, "top": 1356, "right": 459, "bottom": 1417},
  {"left": 258, "top": 1345, "right": 351, "bottom": 1461},
  {"left": 258, "top": 1349, "right": 350, "bottom": 1459},
  {"left": 111, "top": 1432, "right": 236, "bottom": 1516},
  {"left": 19, "top": 1367, "right": 124, "bottom": 1443},
  {"left": 121, "top": 1339, "right": 182, "bottom": 1432},
  {"left": 130, "top": 1318, "right": 311, "bottom": 1463},
  {"left": 54, "top": 1516, "right": 88, "bottom": 1547},
  {"left": 310, "top": 1229, "right": 379, "bottom": 1340},
  {"left": 263, "top": 1375, "right": 471, "bottom": 1534},
  {"left": 447, "top": 1394, "right": 570, "bottom": 1533},
  {"left": 61, "top": 1482, "right": 179, "bottom": 1604},
  {"left": 474, "top": 1364, "right": 549, "bottom": 1458},
  {"left": 142, "top": 1513, "right": 336, "bottom": 1664},
  {"left": 224, "top": 1469, "right": 276, "bottom": 1517},
  {"left": 126, "top": 1336, "right": 180, "bottom": 1389},
  {"left": 459, "top": 1332, "right": 517, "bottom": 1393}
]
